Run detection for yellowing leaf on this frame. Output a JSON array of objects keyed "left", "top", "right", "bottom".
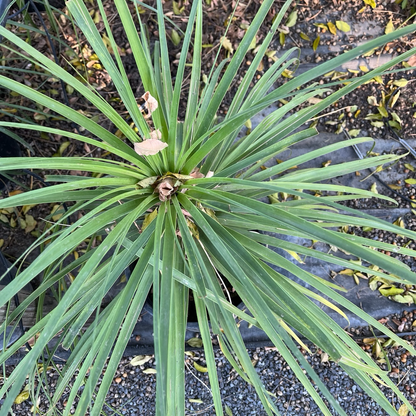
[
  {"left": 24, "top": 215, "right": 37, "bottom": 233},
  {"left": 54, "top": 141, "right": 70, "bottom": 157},
  {"left": 30, "top": 397, "right": 41, "bottom": 413},
  {"left": 14, "top": 388, "right": 30, "bottom": 404},
  {"left": 171, "top": 29, "right": 181, "bottom": 46},
  {"left": 393, "top": 78, "right": 408, "bottom": 88},
  {"left": 285, "top": 9, "right": 297, "bottom": 28},
  {"left": 385, "top": 20, "right": 394, "bottom": 34},
  {"left": 398, "top": 404, "right": 409, "bottom": 416},
  {"left": 365, "top": 113, "right": 382, "bottom": 121},
  {"left": 278, "top": 318, "right": 311, "bottom": 353},
  {"left": 392, "top": 294, "right": 414, "bottom": 304},
  {"left": 373, "top": 76, "right": 383, "bottom": 84},
  {"left": 225, "top": 405, "right": 233, "bottom": 416},
  {"left": 187, "top": 337, "right": 203, "bottom": 348},
  {"left": 363, "top": 0, "right": 376, "bottom": 8},
  {"left": 367, "top": 96, "right": 378, "bottom": 106},
  {"left": 220, "top": 36, "right": 234, "bottom": 55},
  {"left": 327, "top": 21, "right": 337, "bottom": 35},
  {"left": 359, "top": 65, "right": 369, "bottom": 72},
  {"left": 10, "top": 216, "right": 16, "bottom": 228},
  {"left": 362, "top": 48, "right": 377, "bottom": 57},
  {"left": 172, "top": 0, "right": 185, "bottom": 15},
  {"left": 348, "top": 129, "right": 360, "bottom": 137},
  {"left": 388, "top": 184, "right": 402, "bottom": 190},
  {"left": 313, "top": 23, "right": 327, "bottom": 31},
  {"left": 370, "top": 183, "right": 378, "bottom": 194},
  {"left": 371, "top": 121, "right": 384, "bottom": 128},
  {"left": 142, "top": 368, "right": 157, "bottom": 374},
  {"left": 300, "top": 32, "right": 310, "bottom": 41},
  {"left": 405, "top": 179, "right": 416, "bottom": 184},
  {"left": 130, "top": 355, "right": 153, "bottom": 366},
  {"left": 137, "top": 176, "right": 158, "bottom": 188},
  {"left": 339, "top": 269, "right": 355, "bottom": 276},
  {"left": 142, "top": 209, "right": 158, "bottom": 232},
  {"left": 336, "top": 21, "right": 350, "bottom": 32},
  {"left": 279, "top": 32, "right": 285, "bottom": 46},
  {"left": 378, "top": 106, "right": 388, "bottom": 118},
  {"left": 268, "top": 193, "right": 279, "bottom": 204},
  {"left": 51, "top": 204, "right": 63, "bottom": 222},
  {"left": 379, "top": 287, "right": 404, "bottom": 296},
  {"left": 390, "top": 90, "right": 401, "bottom": 108},
  {"left": 21, "top": 204, "right": 36, "bottom": 215},
  {"left": 405, "top": 164, "right": 415, "bottom": 171},
  {"left": 312, "top": 36, "right": 320, "bottom": 52},
  {"left": 248, "top": 36, "right": 256, "bottom": 51},
  {"left": 189, "top": 399, "right": 204, "bottom": 404},
  {"left": 283, "top": 249, "right": 304, "bottom": 264},
  {"left": 193, "top": 362, "right": 208, "bottom": 373},
  {"left": 322, "top": 159, "right": 331, "bottom": 167}
]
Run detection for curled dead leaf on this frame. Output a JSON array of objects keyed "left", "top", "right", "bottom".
[
  {"left": 408, "top": 55, "right": 416, "bottom": 67},
  {"left": 134, "top": 135, "right": 168, "bottom": 156},
  {"left": 149, "top": 129, "right": 162, "bottom": 140},
  {"left": 190, "top": 168, "right": 205, "bottom": 179},
  {"left": 141, "top": 91, "right": 158, "bottom": 113},
  {"left": 154, "top": 177, "right": 180, "bottom": 201}
]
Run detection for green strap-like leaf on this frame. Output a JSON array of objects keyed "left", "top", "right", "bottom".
[{"left": 67, "top": 0, "right": 150, "bottom": 137}]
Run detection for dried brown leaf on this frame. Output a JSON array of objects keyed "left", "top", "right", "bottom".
[
  {"left": 134, "top": 135, "right": 167, "bottom": 156},
  {"left": 141, "top": 91, "right": 158, "bottom": 114}
]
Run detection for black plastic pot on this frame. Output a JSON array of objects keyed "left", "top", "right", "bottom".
[
  {"left": 0, "top": 0, "right": 66, "bottom": 26},
  {"left": 0, "top": 130, "right": 21, "bottom": 190},
  {"left": 27, "top": 0, "right": 66, "bottom": 12}
]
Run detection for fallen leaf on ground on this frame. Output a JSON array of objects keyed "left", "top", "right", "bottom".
[
  {"left": 398, "top": 404, "right": 409, "bottom": 416},
  {"left": 14, "top": 386, "right": 30, "bottom": 404},
  {"left": 312, "top": 36, "right": 320, "bottom": 51},
  {"left": 143, "top": 368, "right": 157, "bottom": 374},
  {"left": 220, "top": 36, "right": 234, "bottom": 55},
  {"left": 193, "top": 362, "right": 208, "bottom": 373},
  {"left": 130, "top": 355, "right": 153, "bottom": 366},
  {"left": 187, "top": 337, "right": 203, "bottom": 348},
  {"left": 336, "top": 21, "right": 350, "bottom": 32}
]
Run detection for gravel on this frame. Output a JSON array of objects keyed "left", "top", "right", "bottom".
[{"left": 5, "top": 332, "right": 416, "bottom": 415}]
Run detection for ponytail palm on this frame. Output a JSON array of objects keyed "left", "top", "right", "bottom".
[{"left": 0, "top": 1, "right": 416, "bottom": 415}]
